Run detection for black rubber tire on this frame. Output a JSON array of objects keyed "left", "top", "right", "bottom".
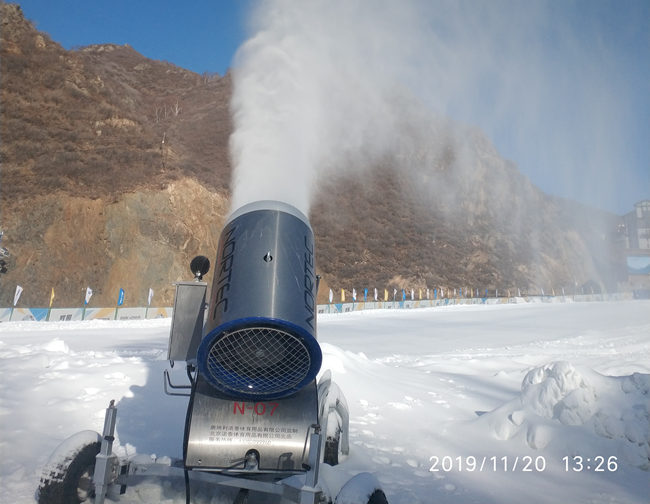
[
  {"left": 233, "top": 488, "right": 249, "bottom": 504},
  {"left": 335, "top": 473, "right": 389, "bottom": 504},
  {"left": 38, "top": 441, "right": 101, "bottom": 504},
  {"left": 367, "top": 489, "right": 389, "bottom": 504}
]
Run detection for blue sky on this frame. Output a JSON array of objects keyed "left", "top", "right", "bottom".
[
  {"left": 13, "top": 0, "right": 650, "bottom": 215},
  {"left": 16, "top": 0, "right": 251, "bottom": 76}
]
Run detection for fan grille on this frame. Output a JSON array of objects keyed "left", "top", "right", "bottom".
[{"left": 204, "top": 326, "right": 312, "bottom": 397}]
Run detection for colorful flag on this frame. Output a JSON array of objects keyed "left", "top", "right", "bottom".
[
  {"left": 45, "top": 288, "right": 55, "bottom": 321},
  {"left": 384, "top": 288, "right": 388, "bottom": 301},
  {"left": 363, "top": 288, "right": 368, "bottom": 302},
  {"left": 328, "top": 288, "right": 333, "bottom": 303},
  {"left": 85, "top": 287, "right": 93, "bottom": 305},
  {"left": 147, "top": 288, "right": 154, "bottom": 306},
  {"left": 13, "top": 285, "right": 23, "bottom": 306},
  {"left": 352, "top": 288, "right": 357, "bottom": 302},
  {"left": 117, "top": 288, "right": 125, "bottom": 306},
  {"left": 374, "top": 288, "right": 378, "bottom": 301},
  {"left": 341, "top": 289, "right": 345, "bottom": 302}
]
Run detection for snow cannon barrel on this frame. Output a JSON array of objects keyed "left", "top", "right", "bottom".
[{"left": 197, "top": 200, "right": 322, "bottom": 400}]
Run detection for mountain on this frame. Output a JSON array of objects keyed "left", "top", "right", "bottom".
[{"left": 0, "top": 3, "right": 624, "bottom": 308}]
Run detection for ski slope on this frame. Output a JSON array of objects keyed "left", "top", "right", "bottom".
[{"left": 1, "top": 300, "right": 649, "bottom": 503}]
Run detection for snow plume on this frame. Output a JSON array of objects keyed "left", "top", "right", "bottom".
[
  {"left": 229, "top": 0, "right": 643, "bottom": 215},
  {"left": 228, "top": 0, "right": 435, "bottom": 214}
]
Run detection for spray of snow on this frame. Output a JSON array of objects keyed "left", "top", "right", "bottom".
[
  {"left": 228, "top": 0, "right": 640, "bottom": 215},
  {"left": 228, "top": 0, "right": 425, "bottom": 213}
]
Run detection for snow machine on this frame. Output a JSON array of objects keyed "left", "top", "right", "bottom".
[{"left": 37, "top": 201, "right": 388, "bottom": 504}]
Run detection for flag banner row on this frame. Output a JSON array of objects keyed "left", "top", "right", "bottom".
[
  {"left": 325, "top": 285, "right": 589, "bottom": 303},
  {"left": 3, "top": 281, "right": 610, "bottom": 318},
  {"left": 6, "top": 286, "right": 156, "bottom": 308},
  {"left": 0, "top": 291, "right": 624, "bottom": 323}
]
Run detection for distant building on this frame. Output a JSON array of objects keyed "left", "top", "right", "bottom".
[
  {"left": 620, "top": 200, "right": 650, "bottom": 294},
  {"left": 622, "top": 200, "right": 650, "bottom": 250}
]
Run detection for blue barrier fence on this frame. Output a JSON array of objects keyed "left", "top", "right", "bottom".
[
  {"left": 0, "top": 293, "right": 633, "bottom": 323},
  {"left": 0, "top": 306, "right": 172, "bottom": 322},
  {"left": 317, "top": 293, "right": 632, "bottom": 314}
]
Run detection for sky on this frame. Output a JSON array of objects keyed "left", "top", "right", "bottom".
[
  {"left": 16, "top": 0, "right": 251, "bottom": 76},
  {"left": 13, "top": 0, "right": 650, "bottom": 215}
]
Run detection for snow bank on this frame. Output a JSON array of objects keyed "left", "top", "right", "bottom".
[
  {"left": 1, "top": 300, "right": 649, "bottom": 503},
  {"left": 482, "top": 361, "right": 650, "bottom": 468}
]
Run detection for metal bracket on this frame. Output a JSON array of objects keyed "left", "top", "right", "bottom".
[
  {"left": 163, "top": 369, "right": 192, "bottom": 396},
  {"left": 304, "top": 425, "right": 322, "bottom": 488}
]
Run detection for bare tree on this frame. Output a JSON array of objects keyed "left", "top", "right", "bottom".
[{"left": 160, "top": 132, "right": 167, "bottom": 169}]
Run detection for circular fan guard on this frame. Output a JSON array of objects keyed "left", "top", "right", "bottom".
[{"left": 198, "top": 321, "right": 321, "bottom": 399}]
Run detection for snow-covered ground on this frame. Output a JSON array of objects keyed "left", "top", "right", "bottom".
[{"left": 1, "top": 300, "right": 648, "bottom": 503}]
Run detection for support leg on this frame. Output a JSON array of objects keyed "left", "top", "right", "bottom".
[
  {"left": 299, "top": 427, "right": 323, "bottom": 504},
  {"left": 93, "top": 400, "right": 119, "bottom": 504}
]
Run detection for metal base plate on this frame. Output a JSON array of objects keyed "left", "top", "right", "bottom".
[{"left": 185, "top": 376, "right": 318, "bottom": 471}]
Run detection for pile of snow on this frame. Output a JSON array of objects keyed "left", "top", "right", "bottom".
[
  {"left": 482, "top": 361, "right": 649, "bottom": 468},
  {"left": 1, "top": 301, "right": 649, "bottom": 503}
]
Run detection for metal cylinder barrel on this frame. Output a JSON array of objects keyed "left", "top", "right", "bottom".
[{"left": 197, "top": 200, "right": 321, "bottom": 400}]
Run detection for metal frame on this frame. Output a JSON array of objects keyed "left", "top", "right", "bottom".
[{"left": 92, "top": 368, "right": 350, "bottom": 504}]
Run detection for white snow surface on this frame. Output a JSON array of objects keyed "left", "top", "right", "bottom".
[{"left": 1, "top": 301, "right": 649, "bottom": 503}]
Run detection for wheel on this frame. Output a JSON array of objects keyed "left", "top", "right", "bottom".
[
  {"left": 335, "top": 472, "right": 389, "bottom": 504},
  {"left": 367, "top": 490, "right": 389, "bottom": 504},
  {"left": 37, "top": 431, "right": 101, "bottom": 504},
  {"left": 233, "top": 488, "right": 249, "bottom": 504}
]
